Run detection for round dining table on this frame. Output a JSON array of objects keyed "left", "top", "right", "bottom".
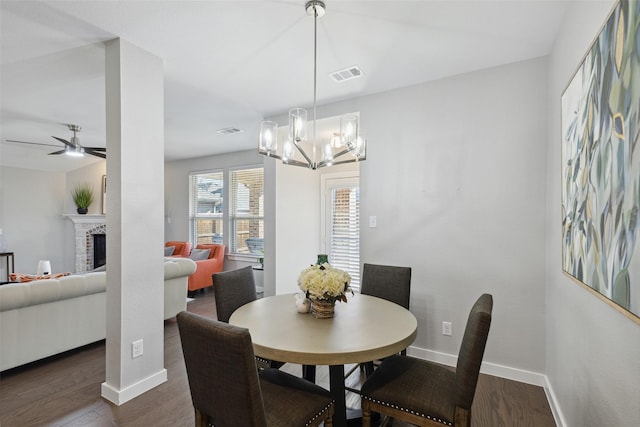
[{"left": 229, "top": 292, "right": 418, "bottom": 427}]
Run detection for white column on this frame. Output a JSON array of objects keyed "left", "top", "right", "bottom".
[{"left": 101, "top": 38, "right": 166, "bottom": 405}]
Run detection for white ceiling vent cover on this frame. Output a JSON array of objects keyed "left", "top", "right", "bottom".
[
  {"left": 330, "top": 65, "right": 363, "bottom": 82},
  {"left": 216, "top": 127, "right": 243, "bottom": 135}
]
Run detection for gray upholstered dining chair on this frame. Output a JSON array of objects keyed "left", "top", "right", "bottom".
[
  {"left": 356, "top": 263, "right": 412, "bottom": 376},
  {"left": 212, "top": 266, "right": 283, "bottom": 369},
  {"left": 360, "top": 263, "right": 412, "bottom": 310},
  {"left": 177, "top": 311, "right": 335, "bottom": 427},
  {"left": 212, "top": 265, "right": 258, "bottom": 323},
  {"left": 360, "top": 293, "right": 493, "bottom": 427}
]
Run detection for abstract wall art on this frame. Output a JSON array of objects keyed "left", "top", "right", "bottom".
[{"left": 561, "top": 0, "right": 640, "bottom": 319}]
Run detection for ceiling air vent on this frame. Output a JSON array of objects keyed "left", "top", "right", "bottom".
[
  {"left": 216, "top": 127, "right": 243, "bottom": 135},
  {"left": 330, "top": 65, "right": 363, "bottom": 82}
]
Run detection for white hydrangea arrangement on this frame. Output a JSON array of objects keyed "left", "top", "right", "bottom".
[{"left": 298, "top": 262, "right": 352, "bottom": 302}]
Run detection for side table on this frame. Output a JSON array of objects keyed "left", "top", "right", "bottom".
[{"left": 0, "top": 252, "right": 15, "bottom": 282}]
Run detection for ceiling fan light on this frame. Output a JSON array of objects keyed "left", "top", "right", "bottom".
[{"left": 65, "top": 145, "right": 85, "bottom": 157}]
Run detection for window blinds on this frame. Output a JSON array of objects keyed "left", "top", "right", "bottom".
[{"left": 329, "top": 186, "right": 361, "bottom": 290}]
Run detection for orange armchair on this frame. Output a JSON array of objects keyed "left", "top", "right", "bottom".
[
  {"left": 188, "top": 244, "right": 226, "bottom": 292},
  {"left": 166, "top": 241, "right": 192, "bottom": 257}
]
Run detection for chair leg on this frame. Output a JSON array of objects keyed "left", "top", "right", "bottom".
[
  {"left": 324, "top": 405, "right": 334, "bottom": 427},
  {"left": 194, "top": 408, "right": 208, "bottom": 427},
  {"left": 362, "top": 401, "right": 371, "bottom": 427}
]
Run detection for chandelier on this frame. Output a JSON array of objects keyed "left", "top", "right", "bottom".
[{"left": 258, "top": 0, "right": 366, "bottom": 170}]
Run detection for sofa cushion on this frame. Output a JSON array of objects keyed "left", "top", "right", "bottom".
[
  {"left": 189, "top": 248, "right": 211, "bottom": 261},
  {"left": 165, "top": 245, "right": 175, "bottom": 256},
  {"left": 0, "top": 272, "right": 106, "bottom": 312}
]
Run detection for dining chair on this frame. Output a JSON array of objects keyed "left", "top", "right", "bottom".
[
  {"left": 212, "top": 266, "right": 283, "bottom": 369},
  {"left": 360, "top": 293, "right": 493, "bottom": 427},
  {"left": 212, "top": 266, "right": 257, "bottom": 323},
  {"left": 351, "top": 263, "right": 412, "bottom": 378},
  {"left": 360, "top": 263, "right": 412, "bottom": 310},
  {"left": 177, "top": 311, "right": 334, "bottom": 427}
]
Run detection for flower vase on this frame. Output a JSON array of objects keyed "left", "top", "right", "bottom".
[
  {"left": 310, "top": 298, "right": 335, "bottom": 319},
  {"left": 316, "top": 254, "right": 329, "bottom": 265}
]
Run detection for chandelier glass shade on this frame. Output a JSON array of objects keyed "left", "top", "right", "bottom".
[{"left": 257, "top": 0, "right": 366, "bottom": 170}]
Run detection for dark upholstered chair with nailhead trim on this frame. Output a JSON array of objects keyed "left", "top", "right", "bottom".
[
  {"left": 360, "top": 293, "right": 493, "bottom": 427},
  {"left": 212, "top": 266, "right": 283, "bottom": 370},
  {"left": 177, "top": 311, "right": 334, "bottom": 427}
]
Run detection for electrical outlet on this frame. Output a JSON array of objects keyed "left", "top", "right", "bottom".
[
  {"left": 132, "top": 339, "right": 144, "bottom": 358},
  {"left": 442, "top": 321, "right": 452, "bottom": 336}
]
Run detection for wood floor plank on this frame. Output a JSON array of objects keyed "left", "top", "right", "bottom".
[{"left": 0, "top": 288, "right": 556, "bottom": 426}]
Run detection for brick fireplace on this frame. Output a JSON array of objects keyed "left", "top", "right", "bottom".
[{"left": 65, "top": 215, "right": 106, "bottom": 273}]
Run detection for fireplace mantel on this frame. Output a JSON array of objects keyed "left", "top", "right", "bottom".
[
  {"left": 64, "top": 214, "right": 106, "bottom": 272},
  {"left": 63, "top": 214, "right": 106, "bottom": 225}
]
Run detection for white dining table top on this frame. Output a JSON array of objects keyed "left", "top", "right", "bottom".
[{"left": 229, "top": 293, "right": 418, "bottom": 366}]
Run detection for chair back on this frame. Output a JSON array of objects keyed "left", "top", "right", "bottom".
[
  {"left": 195, "top": 243, "right": 225, "bottom": 260},
  {"left": 166, "top": 241, "right": 192, "bottom": 257},
  {"left": 360, "top": 263, "right": 412, "bottom": 309},
  {"left": 177, "top": 311, "right": 268, "bottom": 427},
  {"left": 454, "top": 293, "right": 493, "bottom": 410},
  {"left": 212, "top": 266, "right": 257, "bottom": 323}
]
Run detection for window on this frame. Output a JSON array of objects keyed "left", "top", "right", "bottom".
[
  {"left": 322, "top": 174, "right": 360, "bottom": 290},
  {"left": 190, "top": 166, "right": 264, "bottom": 256},
  {"left": 230, "top": 167, "right": 264, "bottom": 255},
  {"left": 190, "top": 171, "right": 224, "bottom": 245}
]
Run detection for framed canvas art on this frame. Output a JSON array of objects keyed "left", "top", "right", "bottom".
[{"left": 561, "top": 0, "right": 639, "bottom": 319}]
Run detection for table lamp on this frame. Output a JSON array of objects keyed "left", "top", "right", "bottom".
[{"left": 37, "top": 260, "right": 51, "bottom": 275}]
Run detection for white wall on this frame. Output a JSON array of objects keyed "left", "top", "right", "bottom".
[
  {"left": 272, "top": 160, "right": 357, "bottom": 295},
  {"left": 312, "top": 58, "right": 549, "bottom": 376},
  {"left": 0, "top": 166, "right": 67, "bottom": 274},
  {"left": 546, "top": 1, "right": 640, "bottom": 425},
  {"left": 0, "top": 162, "right": 105, "bottom": 276},
  {"left": 66, "top": 161, "right": 106, "bottom": 215}
]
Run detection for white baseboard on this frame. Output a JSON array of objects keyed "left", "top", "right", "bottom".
[
  {"left": 407, "top": 346, "right": 566, "bottom": 427},
  {"left": 101, "top": 368, "right": 167, "bottom": 405},
  {"left": 542, "top": 376, "right": 567, "bottom": 427}
]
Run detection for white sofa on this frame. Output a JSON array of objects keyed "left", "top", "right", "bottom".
[{"left": 0, "top": 257, "right": 196, "bottom": 371}]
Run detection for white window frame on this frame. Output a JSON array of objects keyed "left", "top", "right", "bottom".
[
  {"left": 189, "top": 164, "right": 264, "bottom": 261},
  {"left": 229, "top": 164, "right": 264, "bottom": 259},
  {"left": 189, "top": 169, "right": 225, "bottom": 247},
  {"left": 321, "top": 171, "right": 361, "bottom": 291}
]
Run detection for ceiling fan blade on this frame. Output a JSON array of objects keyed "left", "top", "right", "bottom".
[
  {"left": 84, "top": 146, "right": 106, "bottom": 151},
  {"left": 5, "top": 139, "right": 61, "bottom": 148},
  {"left": 48, "top": 149, "right": 67, "bottom": 155},
  {"left": 86, "top": 149, "right": 106, "bottom": 159},
  {"left": 52, "top": 136, "right": 74, "bottom": 147}
]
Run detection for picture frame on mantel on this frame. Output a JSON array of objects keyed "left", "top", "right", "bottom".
[
  {"left": 561, "top": 0, "right": 639, "bottom": 321},
  {"left": 101, "top": 175, "right": 107, "bottom": 215}
]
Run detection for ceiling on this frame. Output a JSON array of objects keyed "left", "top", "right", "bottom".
[{"left": 0, "top": 0, "right": 571, "bottom": 172}]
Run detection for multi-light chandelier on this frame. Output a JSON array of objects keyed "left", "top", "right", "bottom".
[{"left": 258, "top": 0, "right": 366, "bottom": 170}]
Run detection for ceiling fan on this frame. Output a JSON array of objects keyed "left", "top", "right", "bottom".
[{"left": 6, "top": 124, "right": 106, "bottom": 159}]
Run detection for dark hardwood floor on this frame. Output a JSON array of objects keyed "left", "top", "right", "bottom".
[{"left": 0, "top": 288, "right": 556, "bottom": 426}]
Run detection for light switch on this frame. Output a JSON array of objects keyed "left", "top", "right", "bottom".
[{"left": 369, "top": 216, "right": 377, "bottom": 228}]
